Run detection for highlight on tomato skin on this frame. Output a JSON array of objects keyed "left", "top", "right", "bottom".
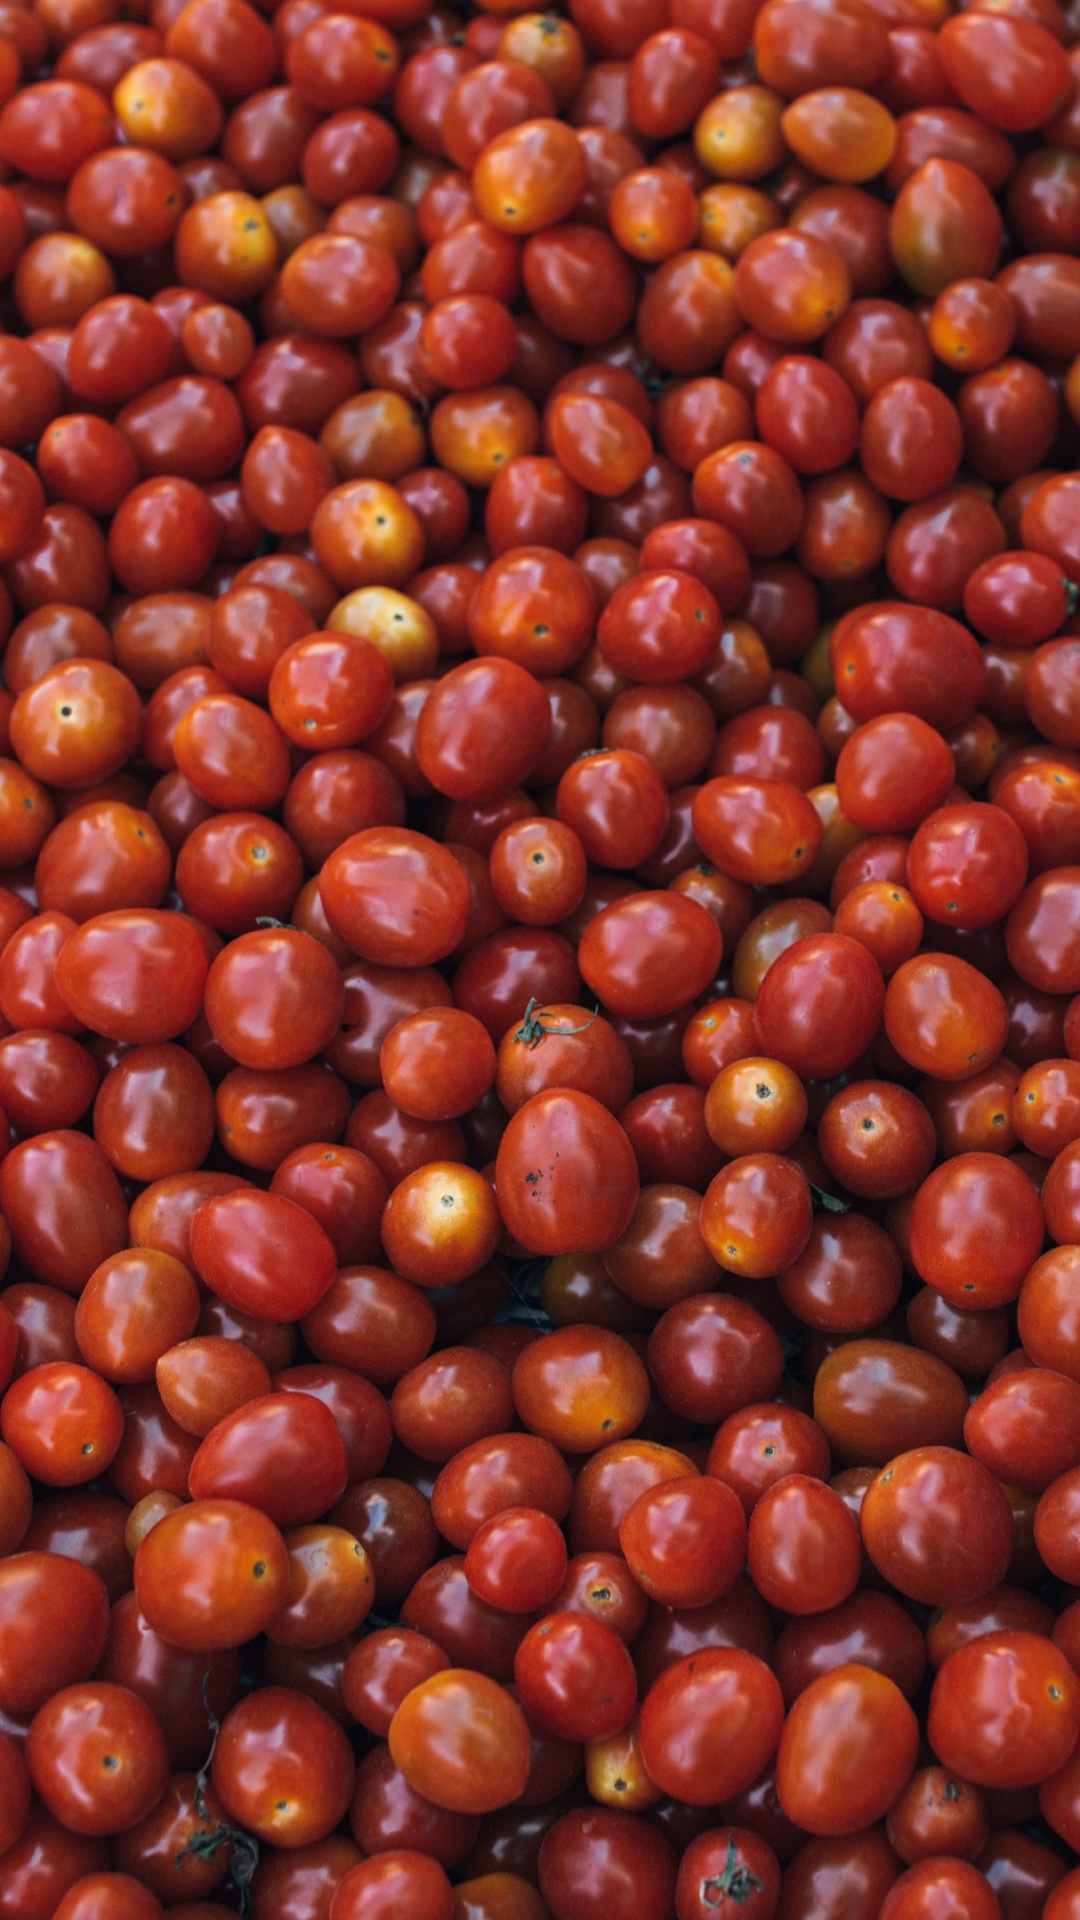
[{"left": 1, "top": 4, "right": 1080, "bottom": 1917}]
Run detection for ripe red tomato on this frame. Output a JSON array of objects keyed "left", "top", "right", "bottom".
[
  {"left": 495, "top": 1089, "right": 640, "bottom": 1256},
  {"left": 539, "top": 1809, "right": 677, "bottom": 1920},
  {"left": 639, "top": 1646, "right": 784, "bottom": 1805},
  {"left": 0, "top": 10, "right": 1076, "bottom": 1913},
  {"left": 26, "top": 1682, "right": 170, "bottom": 1836},
  {"left": 860, "top": 1446, "right": 1014, "bottom": 1605},
  {"left": 211, "top": 1685, "right": 355, "bottom": 1848},
  {"left": 189, "top": 1188, "right": 338, "bottom": 1321},
  {"left": 0, "top": 1552, "right": 111, "bottom": 1716},
  {"left": 929, "top": 1629, "right": 1080, "bottom": 1789},
  {"left": 776, "top": 1664, "right": 920, "bottom": 1835}
]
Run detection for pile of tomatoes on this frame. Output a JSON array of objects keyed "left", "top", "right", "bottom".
[{"left": 6, "top": 0, "right": 1080, "bottom": 1915}]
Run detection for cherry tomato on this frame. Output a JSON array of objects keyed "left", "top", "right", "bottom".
[
  {"left": 929, "top": 1630, "right": 1080, "bottom": 1789},
  {"left": 776, "top": 1663, "right": 919, "bottom": 1836},
  {"left": 134, "top": 1498, "right": 289, "bottom": 1651}
]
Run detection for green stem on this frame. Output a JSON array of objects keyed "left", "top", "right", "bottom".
[
  {"left": 700, "top": 1836, "right": 765, "bottom": 1907},
  {"left": 809, "top": 1182, "right": 850, "bottom": 1213},
  {"left": 513, "top": 997, "right": 598, "bottom": 1050},
  {"left": 175, "top": 1675, "right": 259, "bottom": 1916}
]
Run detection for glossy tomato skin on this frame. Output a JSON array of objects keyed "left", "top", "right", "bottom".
[
  {"left": 400, "top": 1557, "right": 529, "bottom": 1686},
  {"left": 98, "top": 1590, "right": 241, "bottom": 1772},
  {"left": 213, "top": 1060, "right": 352, "bottom": 1173},
  {"left": 73, "top": 1248, "right": 199, "bottom": 1385},
  {"left": 599, "top": 1182, "right": 718, "bottom": 1320},
  {"left": 692, "top": 774, "right": 823, "bottom": 887},
  {"left": 860, "top": 1447, "right": 1014, "bottom": 1606},
  {"left": 578, "top": 892, "right": 722, "bottom": 1021},
  {"left": 538, "top": 1808, "right": 678, "bottom": 1920},
  {"left": 673, "top": 1825, "right": 781, "bottom": 1920},
  {"left": 929, "top": 1630, "right": 1080, "bottom": 1790},
  {"left": 270, "top": 1151, "right": 388, "bottom": 1271},
  {"left": 134, "top": 1498, "right": 290, "bottom": 1651},
  {"left": 332, "top": 1477, "right": 439, "bottom": 1611},
  {"left": 776, "top": 1664, "right": 919, "bottom": 1836},
  {"left": 417, "top": 656, "right": 551, "bottom": 801},
  {"left": 188, "top": 1392, "right": 348, "bottom": 1528},
  {"left": 1007, "top": 868, "right": 1080, "bottom": 997},
  {"left": 1031, "top": 1855, "right": 1078, "bottom": 1920},
  {"left": 1019, "top": 1247, "right": 1080, "bottom": 1379},
  {"left": 878, "top": 1857, "right": 1003, "bottom": 1920},
  {"left": 25, "top": 1681, "right": 170, "bottom": 1837},
  {"left": 779, "top": 1212, "right": 902, "bottom": 1335},
  {"left": 647, "top": 1292, "right": 784, "bottom": 1426},
  {"left": 464, "top": 1505, "right": 568, "bottom": 1615},
  {"left": 884, "top": 1763, "right": 989, "bottom": 1868},
  {"left": 496, "top": 1089, "right": 640, "bottom": 1255},
  {"left": 775, "top": 1589, "right": 926, "bottom": 1711},
  {"left": 342, "top": 1628, "right": 451, "bottom": 1738},
  {"left": 638, "top": 1646, "right": 784, "bottom": 1806},
  {"left": 209, "top": 1686, "right": 355, "bottom": 1849},
  {"left": 1, "top": 1362, "right": 123, "bottom": 1486},
  {"left": 129, "top": 1170, "right": 251, "bottom": 1275},
  {"left": 189, "top": 1189, "right": 338, "bottom": 1321},
  {"left": 332, "top": 1849, "right": 454, "bottom": 1920},
  {"left": 35, "top": 799, "right": 171, "bottom": 922},
  {"left": 567, "top": 1437, "right": 696, "bottom": 1557},
  {"left": 92, "top": 1047, "right": 216, "bottom": 1185},
  {"left": 0, "top": 1551, "right": 110, "bottom": 1716},
  {"left": 747, "top": 1475, "right": 862, "bottom": 1616},
  {"left": 884, "top": 953, "right": 1009, "bottom": 1082},
  {"left": 964, "top": 1368, "right": 1080, "bottom": 1493},
  {"left": 708, "top": 1402, "right": 830, "bottom": 1517},
  {"left": 380, "top": 1161, "right": 501, "bottom": 1287},
  {"left": 511, "top": 1328, "right": 649, "bottom": 1453},
  {"left": 0, "top": 1131, "right": 126, "bottom": 1293},
  {"left": 754, "top": 932, "right": 885, "bottom": 1080},
  {"left": 0, "top": 1804, "right": 113, "bottom": 1920},
  {"left": 54, "top": 909, "right": 209, "bottom": 1044},
  {"left": 9, "top": 660, "right": 142, "bottom": 791},
  {"left": 496, "top": 1003, "right": 633, "bottom": 1117},
  {"left": 203, "top": 927, "right": 345, "bottom": 1072},
  {"left": 831, "top": 601, "right": 986, "bottom": 730},
  {"left": 513, "top": 1610, "right": 636, "bottom": 1745},
  {"left": 813, "top": 1340, "right": 968, "bottom": 1466},
  {"left": 381, "top": 1007, "right": 497, "bottom": 1123},
  {"left": 390, "top": 1344, "right": 514, "bottom": 1463},
  {"left": 0, "top": 22, "right": 1078, "bottom": 1919},
  {"left": 388, "top": 1668, "right": 531, "bottom": 1815},
  {"left": 908, "top": 1153, "right": 1045, "bottom": 1310},
  {"left": 700, "top": 1153, "right": 813, "bottom": 1280},
  {"left": 557, "top": 749, "right": 670, "bottom": 873},
  {"left": 20, "top": 1489, "right": 130, "bottom": 1603},
  {"left": 110, "top": 1769, "right": 235, "bottom": 1903},
  {"left": 907, "top": 802, "right": 1029, "bottom": 933},
  {"left": 302, "top": 1263, "right": 435, "bottom": 1385},
  {"left": 769, "top": 1828, "right": 900, "bottom": 1920},
  {"left": 431, "top": 1432, "right": 574, "bottom": 1550},
  {"left": 321, "top": 827, "right": 472, "bottom": 966}
]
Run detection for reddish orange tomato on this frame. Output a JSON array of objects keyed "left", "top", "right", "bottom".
[
  {"left": 134, "top": 1498, "right": 290, "bottom": 1650},
  {"left": 389, "top": 1669, "right": 531, "bottom": 1813},
  {"left": 776, "top": 1665, "right": 919, "bottom": 1836}
]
